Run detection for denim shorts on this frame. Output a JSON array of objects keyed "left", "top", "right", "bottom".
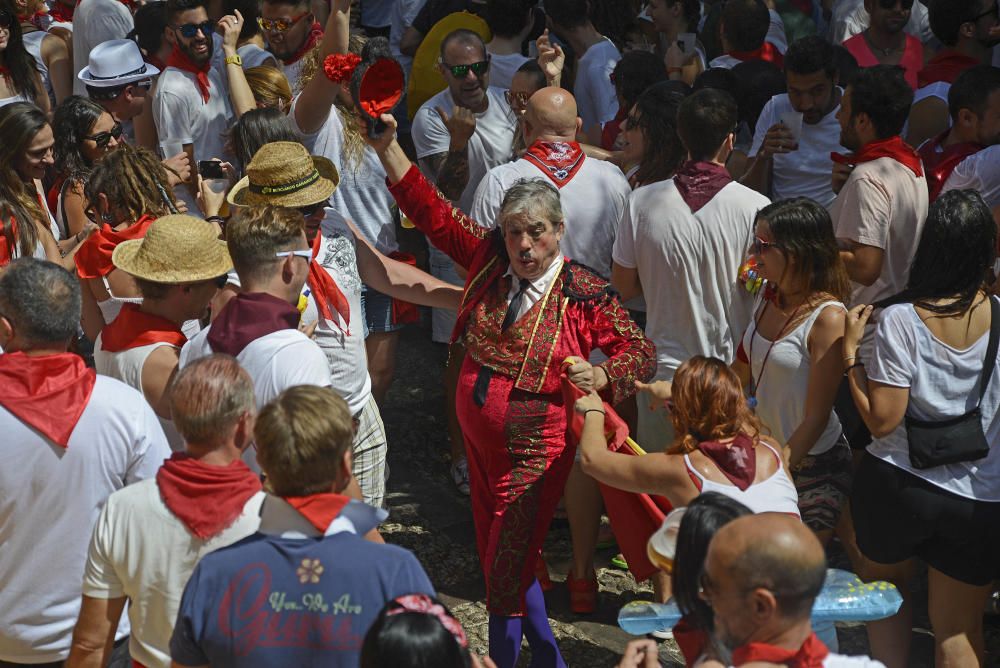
[{"left": 362, "top": 285, "right": 404, "bottom": 335}]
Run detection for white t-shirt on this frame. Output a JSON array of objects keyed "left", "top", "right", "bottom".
[
  {"left": 867, "top": 299, "right": 1000, "bottom": 502},
  {"left": 487, "top": 50, "right": 531, "bottom": 91},
  {"left": 412, "top": 86, "right": 518, "bottom": 213},
  {"left": 612, "top": 179, "right": 769, "bottom": 381},
  {"left": 82, "top": 481, "right": 263, "bottom": 668},
  {"left": 237, "top": 43, "right": 277, "bottom": 70},
  {"left": 360, "top": 0, "right": 393, "bottom": 28},
  {"left": 942, "top": 144, "right": 1000, "bottom": 208},
  {"left": 0, "top": 375, "right": 170, "bottom": 663},
  {"left": 470, "top": 152, "right": 630, "bottom": 276},
  {"left": 574, "top": 38, "right": 620, "bottom": 137},
  {"left": 292, "top": 97, "right": 399, "bottom": 253},
  {"left": 282, "top": 58, "right": 306, "bottom": 93},
  {"left": 389, "top": 0, "right": 427, "bottom": 75},
  {"left": 829, "top": 156, "right": 928, "bottom": 308},
  {"left": 152, "top": 64, "right": 236, "bottom": 213},
  {"left": 750, "top": 92, "right": 846, "bottom": 207},
  {"left": 72, "top": 0, "right": 134, "bottom": 95}
]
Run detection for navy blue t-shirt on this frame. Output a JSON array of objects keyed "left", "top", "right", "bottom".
[{"left": 170, "top": 531, "right": 434, "bottom": 667}]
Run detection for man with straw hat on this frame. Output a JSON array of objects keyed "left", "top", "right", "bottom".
[
  {"left": 218, "top": 141, "right": 462, "bottom": 508},
  {"left": 94, "top": 214, "right": 233, "bottom": 451}
]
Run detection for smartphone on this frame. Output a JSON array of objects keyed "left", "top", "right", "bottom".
[
  {"left": 678, "top": 32, "right": 696, "bottom": 56},
  {"left": 198, "top": 160, "right": 226, "bottom": 179}
]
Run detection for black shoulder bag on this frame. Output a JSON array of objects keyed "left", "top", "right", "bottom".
[{"left": 906, "top": 297, "right": 999, "bottom": 469}]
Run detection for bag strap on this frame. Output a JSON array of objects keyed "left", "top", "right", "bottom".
[{"left": 976, "top": 296, "right": 1000, "bottom": 406}]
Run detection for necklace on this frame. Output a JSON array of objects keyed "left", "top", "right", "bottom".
[
  {"left": 746, "top": 295, "right": 805, "bottom": 410},
  {"left": 863, "top": 30, "right": 903, "bottom": 58}
]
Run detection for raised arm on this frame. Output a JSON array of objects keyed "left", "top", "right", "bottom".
[
  {"left": 295, "top": 0, "right": 352, "bottom": 134},
  {"left": 219, "top": 11, "right": 256, "bottom": 117}
]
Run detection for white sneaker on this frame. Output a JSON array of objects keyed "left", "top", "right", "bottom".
[{"left": 450, "top": 458, "right": 470, "bottom": 495}]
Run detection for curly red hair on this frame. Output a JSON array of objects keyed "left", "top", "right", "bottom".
[{"left": 668, "top": 356, "right": 761, "bottom": 454}]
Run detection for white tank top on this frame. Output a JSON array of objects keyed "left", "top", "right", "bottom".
[
  {"left": 742, "top": 299, "right": 846, "bottom": 456},
  {"left": 21, "top": 31, "right": 55, "bottom": 109},
  {"left": 684, "top": 442, "right": 801, "bottom": 517},
  {"left": 97, "top": 275, "right": 143, "bottom": 325},
  {"left": 94, "top": 338, "right": 185, "bottom": 451}
]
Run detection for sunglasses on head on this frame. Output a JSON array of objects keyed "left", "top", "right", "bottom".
[
  {"left": 85, "top": 121, "right": 124, "bottom": 149},
  {"left": 174, "top": 20, "right": 214, "bottom": 38},
  {"left": 442, "top": 59, "right": 489, "bottom": 79},
  {"left": 257, "top": 12, "right": 309, "bottom": 32},
  {"left": 876, "top": 0, "right": 914, "bottom": 9}
]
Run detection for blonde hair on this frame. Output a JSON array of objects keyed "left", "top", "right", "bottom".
[
  {"left": 226, "top": 205, "right": 305, "bottom": 283},
  {"left": 245, "top": 66, "right": 293, "bottom": 112},
  {"left": 169, "top": 354, "right": 256, "bottom": 446},
  {"left": 255, "top": 385, "right": 356, "bottom": 496}
]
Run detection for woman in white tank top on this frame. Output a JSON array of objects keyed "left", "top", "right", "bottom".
[
  {"left": 732, "top": 198, "right": 853, "bottom": 542},
  {"left": 575, "top": 355, "right": 800, "bottom": 518}
]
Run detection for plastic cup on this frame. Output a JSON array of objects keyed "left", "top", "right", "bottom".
[
  {"left": 160, "top": 141, "right": 184, "bottom": 161},
  {"left": 678, "top": 33, "right": 696, "bottom": 56},
  {"left": 779, "top": 110, "right": 804, "bottom": 147}
]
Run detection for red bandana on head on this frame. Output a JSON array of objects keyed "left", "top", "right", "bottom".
[
  {"left": 167, "top": 45, "right": 211, "bottom": 103},
  {"left": 831, "top": 135, "right": 923, "bottom": 178},
  {"left": 75, "top": 215, "right": 158, "bottom": 279},
  {"left": 732, "top": 632, "right": 830, "bottom": 667},
  {"left": 309, "top": 231, "right": 351, "bottom": 336},
  {"left": 283, "top": 492, "right": 351, "bottom": 532},
  {"left": 918, "top": 50, "right": 981, "bottom": 88},
  {"left": 156, "top": 452, "right": 262, "bottom": 539},
  {"left": 0, "top": 352, "right": 96, "bottom": 449},
  {"left": 100, "top": 303, "right": 188, "bottom": 353},
  {"left": 697, "top": 432, "right": 757, "bottom": 491},
  {"left": 282, "top": 21, "right": 323, "bottom": 66},
  {"left": 917, "top": 131, "right": 982, "bottom": 202},
  {"left": 728, "top": 41, "right": 784, "bottom": 69},
  {"left": 523, "top": 140, "right": 586, "bottom": 188},
  {"left": 673, "top": 160, "right": 733, "bottom": 213}
]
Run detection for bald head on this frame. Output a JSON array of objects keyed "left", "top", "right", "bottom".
[
  {"left": 523, "top": 87, "right": 580, "bottom": 143},
  {"left": 708, "top": 514, "right": 826, "bottom": 620}
]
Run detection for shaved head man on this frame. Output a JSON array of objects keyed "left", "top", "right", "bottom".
[
  {"left": 522, "top": 87, "right": 582, "bottom": 144},
  {"left": 701, "top": 514, "right": 883, "bottom": 666}
]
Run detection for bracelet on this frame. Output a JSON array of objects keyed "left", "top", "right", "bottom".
[
  {"left": 205, "top": 215, "right": 225, "bottom": 224},
  {"left": 843, "top": 355, "right": 856, "bottom": 363},
  {"left": 583, "top": 409, "right": 606, "bottom": 418},
  {"left": 844, "top": 362, "right": 864, "bottom": 376}
]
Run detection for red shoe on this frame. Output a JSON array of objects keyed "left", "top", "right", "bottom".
[
  {"left": 566, "top": 570, "right": 598, "bottom": 614},
  {"left": 535, "top": 557, "right": 554, "bottom": 592}
]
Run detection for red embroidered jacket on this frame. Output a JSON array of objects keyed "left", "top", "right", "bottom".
[{"left": 388, "top": 166, "right": 655, "bottom": 404}]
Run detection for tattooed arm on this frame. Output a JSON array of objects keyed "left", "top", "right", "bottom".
[{"left": 417, "top": 105, "right": 478, "bottom": 201}]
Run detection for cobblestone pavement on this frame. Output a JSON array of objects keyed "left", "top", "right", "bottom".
[{"left": 379, "top": 326, "right": 999, "bottom": 667}]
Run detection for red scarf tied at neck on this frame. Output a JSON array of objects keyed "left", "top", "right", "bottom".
[
  {"left": 831, "top": 135, "right": 923, "bottom": 178},
  {"left": 99, "top": 303, "right": 188, "bottom": 353},
  {"left": 283, "top": 492, "right": 351, "bottom": 532},
  {"left": 48, "top": 0, "right": 74, "bottom": 23},
  {"left": 74, "top": 214, "right": 158, "bottom": 279},
  {"left": 282, "top": 21, "right": 323, "bottom": 66},
  {"left": 167, "top": 45, "right": 211, "bottom": 103},
  {"left": 309, "top": 231, "right": 351, "bottom": 336},
  {"left": 673, "top": 160, "right": 733, "bottom": 213},
  {"left": 0, "top": 352, "right": 96, "bottom": 448},
  {"left": 523, "top": 140, "right": 586, "bottom": 188},
  {"left": 732, "top": 632, "right": 830, "bottom": 667},
  {"left": 156, "top": 452, "right": 262, "bottom": 539},
  {"left": 697, "top": 432, "right": 757, "bottom": 491},
  {"left": 728, "top": 41, "right": 784, "bottom": 69},
  {"left": 917, "top": 130, "right": 982, "bottom": 202}
]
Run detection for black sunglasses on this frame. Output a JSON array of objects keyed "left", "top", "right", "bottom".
[
  {"left": 85, "top": 122, "right": 124, "bottom": 149},
  {"left": 213, "top": 274, "right": 229, "bottom": 289},
  {"left": 174, "top": 20, "right": 214, "bottom": 38},
  {"left": 442, "top": 59, "right": 489, "bottom": 79},
  {"left": 877, "top": 0, "right": 914, "bottom": 9}
]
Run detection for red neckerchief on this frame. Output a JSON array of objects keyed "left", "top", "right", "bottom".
[
  {"left": 601, "top": 106, "right": 627, "bottom": 151},
  {"left": 0, "top": 216, "right": 19, "bottom": 267},
  {"left": 522, "top": 140, "right": 587, "bottom": 188},
  {"left": 167, "top": 45, "right": 211, "bottom": 103},
  {"left": 673, "top": 160, "right": 733, "bottom": 213},
  {"left": 282, "top": 492, "right": 351, "bottom": 532},
  {"left": 728, "top": 41, "right": 784, "bottom": 69},
  {"left": 18, "top": 11, "right": 48, "bottom": 30},
  {"left": 917, "top": 50, "right": 981, "bottom": 88},
  {"left": 100, "top": 303, "right": 187, "bottom": 353},
  {"left": 207, "top": 291, "right": 301, "bottom": 357},
  {"left": 0, "top": 352, "right": 96, "bottom": 449},
  {"left": 156, "top": 452, "right": 262, "bottom": 539},
  {"left": 732, "top": 632, "right": 830, "bottom": 667},
  {"left": 282, "top": 21, "right": 323, "bottom": 66},
  {"left": 74, "top": 214, "right": 157, "bottom": 279},
  {"left": 48, "top": 0, "right": 74, "bottom": 22},
  {"left": 309, "top": 231, "right": 351, "bottom": 335},
  {"left": 46, "top": 176, "right": 65, "bottom": 218},
  {"left": 673, "top": 616, "right": 708, "bottom": 666},
  {"left": 697, "top": 432, "right": 756, "bottom": 491},
  {"left": 917, "top": 130, "right": 982, "bottom": 202},
  {"left": 831, "top": 135, "right": 923, "bottom": 178}
]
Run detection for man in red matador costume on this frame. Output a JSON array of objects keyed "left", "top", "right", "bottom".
[{"left": 363, "top": 112, "right": 655, "bottom": 668}]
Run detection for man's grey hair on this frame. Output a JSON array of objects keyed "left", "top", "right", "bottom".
[
  {"left": 0, "top": 259, "right": 81, "bottom": 345},
  {"left": 498, "top": 178, "right": 564, "bottom": 228}
]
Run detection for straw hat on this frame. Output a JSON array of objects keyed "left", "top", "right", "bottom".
[
  {"left": 113, "top": 215, "right": 232, "bottom": 283},
  {"left": 227, "top": 141, "right": 340, "bottom": 208}
]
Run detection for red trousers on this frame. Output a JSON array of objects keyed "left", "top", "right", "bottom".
[{"left": 457, "top": 356, "right": 576, "bottom": 616}]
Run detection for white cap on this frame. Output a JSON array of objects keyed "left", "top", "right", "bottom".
[{"left": 78, "top": 39, "right": 160, "bottom": 88}]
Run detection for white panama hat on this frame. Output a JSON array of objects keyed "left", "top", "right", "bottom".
[{"left": 78, "top": 39, "right": 161, "bottom": 88}]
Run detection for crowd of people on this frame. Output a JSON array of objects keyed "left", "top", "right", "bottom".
[{"left": 1, "top": 0, "right": 999, "bottom": 666}]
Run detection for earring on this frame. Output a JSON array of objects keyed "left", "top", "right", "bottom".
[{"left": 101, "top": 212, "right": 113, "bottom": 223}]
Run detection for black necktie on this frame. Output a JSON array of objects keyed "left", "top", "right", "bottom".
[{"left": 473, "top": 276, "right": 532, "bottom": 407}]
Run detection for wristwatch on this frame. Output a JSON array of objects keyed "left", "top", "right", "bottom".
[{"left": 225, "top": 53, "right": 242, "bottom": 66}]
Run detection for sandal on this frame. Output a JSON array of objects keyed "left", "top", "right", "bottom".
[
  {"left": 566, "top": 570, "right": 598, "bottom": 614},
  {"left": 610, "top": 553, "right": 629, "bottom": 570},
  {"left": 535, "top": 557, "right": 554, "bottom": 592}
]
